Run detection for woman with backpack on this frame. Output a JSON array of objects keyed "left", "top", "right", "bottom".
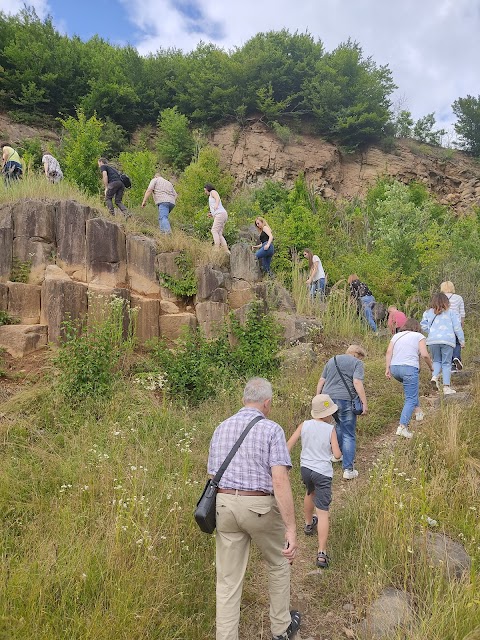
[
  {"left": 420, "top": 293, "right": 465, "bottom": 396},
  {"left": 385, "top": 318, "right": 433, "bottom": 439}
]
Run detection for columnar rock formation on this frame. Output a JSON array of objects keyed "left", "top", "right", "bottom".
[{"left": 1, "top": 199, "right": 307, "bottom": 357}]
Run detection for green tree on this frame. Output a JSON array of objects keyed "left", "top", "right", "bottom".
[
  {"left": 452, "top": 94, "right": 480, "bottom": 156},
  {"left": 156, "top": 106, "right": 194, "bottom": 171},
  {"left": 173, "top": 147, "right": 234, "bottom": 223},
  {"left": 393, "top": 110, "right": 414, "bottom": 138},
  {"left": 412, "top": 112, "right": 445, "bottom": 146},
  {"left": 117, "top": 150, "right": 157, "bottom": 207},
  {"left": 58, "top": 109, "right": 105, "bottom": 194}
]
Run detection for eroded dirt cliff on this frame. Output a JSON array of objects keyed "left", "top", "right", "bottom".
[{"left": 211, "top": 121, "right": 480, "bottom": 212}]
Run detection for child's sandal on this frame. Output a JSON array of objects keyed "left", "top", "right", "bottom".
[{"left": 316, "top": 551, "right": 330, "bottom": 569}]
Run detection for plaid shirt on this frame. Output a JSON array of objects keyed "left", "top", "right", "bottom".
[{"left": 207, "top": 407, "right": 291, "bottom": 493}]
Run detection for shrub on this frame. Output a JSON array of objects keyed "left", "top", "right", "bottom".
[
  {"left": 10, "top": 257, "right": 31, "bottom": 283},
  {"left": 143, "top": 303, "right": 281, "bottom": 405},
  {"left": 157, "top": 252, "right": 197, "bottom": 297},
  {"left": 0, "top": 310, "right": 19, "bottom": 326},
  {"left": 58, "top": 109, "right": 105, "bottom": 195},
  {"left": 53, "top": 295, "right": 136, "bottom": 402},
  {"left": 117, "top": 150, "right": 157, "bottom": 208},
  {"left": 156, "top": 106, "right": 195, "bottom": 172},
  {"left": 272, "top": 121, "right": 293, "bottom": 146}
]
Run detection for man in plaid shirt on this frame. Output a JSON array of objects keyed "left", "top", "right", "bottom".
[{"left": 208, "top": 378, "right": 300, "bottom": 640}]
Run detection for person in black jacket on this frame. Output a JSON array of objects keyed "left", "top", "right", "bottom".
[{"left": 98, "top": 158, "right": 128, "bottom": 217}]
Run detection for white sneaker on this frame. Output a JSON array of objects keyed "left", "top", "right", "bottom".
[
  {"left": 443, "top": 386, "right": 457, "bottom": 395},
  {"left": 396, "top": 425, "right": 413, "bottom": 439},
  {"left": 343, "top": 469, "right": 359, "bottom": 480},
  {"left": 431, "top": 375, "right": 440, "bottom": 390},
  {"left": 415, "top": 410, "right": 425, "bottom": 421},
  {"left": 331, "top": 454, "right": 343, "bottom": 462}
]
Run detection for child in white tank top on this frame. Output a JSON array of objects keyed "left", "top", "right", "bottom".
[{"left": 288, "top": 394, "right": 341, "bottom": 568}]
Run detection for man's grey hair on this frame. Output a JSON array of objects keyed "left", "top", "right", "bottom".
[{"left": 243, "top": 377, "right": 273, "bottom": 404}]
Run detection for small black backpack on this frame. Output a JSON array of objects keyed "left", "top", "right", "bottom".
[{"left": 119, "top": 173, "right": 132, "bottom": 189}]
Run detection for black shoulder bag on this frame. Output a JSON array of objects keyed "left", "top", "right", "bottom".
[
  {"left": 194, "top": 415, "right": 263, "bottom": 534},
  {"left": 334, "top": 356, "right": 363, "bottom": 415}
]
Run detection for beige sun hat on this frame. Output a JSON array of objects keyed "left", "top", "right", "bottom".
[{"left": 311, "top": 394, "right": 338, "bottom": 419}]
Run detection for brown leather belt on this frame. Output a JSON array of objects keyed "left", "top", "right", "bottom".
[{"left": 217, "top": 489, "right": 273, "bottom": 496}]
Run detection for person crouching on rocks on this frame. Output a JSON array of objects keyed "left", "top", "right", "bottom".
[{"left": 252, "top": 217, "right": 274, "bottom": 276}]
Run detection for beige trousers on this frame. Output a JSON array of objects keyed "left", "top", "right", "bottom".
[
  {"left": 215, "top": 493, "right": 291, "bottom": 640},
  {"left": 211, "top": 211, "right": 228, "bottom": 250}
]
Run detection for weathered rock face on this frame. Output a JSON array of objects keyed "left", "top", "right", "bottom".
[
  {"left": 0, "top": 205, "right": 13, "bottom": 282},
  {"left": 355, "top": 587, "right": 413, "bottom": 639},
  {"left": 7, "top": 282, "right": 41, "bottom": 324},
  {"left": 230, "top": 243, "right": 261, "bottom": 283},
  {"left": 415, "top": 531, "right": 472, "bottom": 580},
  {"left": 159, "top": 312, "right": 197, "bottom": 342},
  {"left": 86, "top": 218, "right": 127, "bottom": 287},
  {"left": 211, "top": 121, "right": 480, "bottom": 213},
  {"left": 127, "top": 235, "right": 161, "bottom": 296},
  {"left": 0, "top": 283, "right": 8, "bottom": 310},
  {"left": 131, "top": 294, "right": 160, "bottom": 343},
  {"left": 273, "top": 311, "right": 322, "bottom": 344},
  {"left": 0, "top": 324, "right": 48, "bottom": 357},
  {"left": 55, "top": 200, "right": 93, "bottom": 281},
  {"left": 12, "top": 200, "right": 56, "bottom": 284},
  {"left": 195, "top": 301, "right": 229, "bottom": 339},
  {"left": 40, "top": 274, "right": 88, "bottom": 343},
  {"left": 88, "top": 284, "right": 131, "bottom": 337},
  {"left": 196, "top": 265, "right": 225, "bottom": 301}
]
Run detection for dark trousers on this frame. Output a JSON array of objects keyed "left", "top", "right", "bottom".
[{"left": 105, "top": 180, "right": 127, "bottom": 214}]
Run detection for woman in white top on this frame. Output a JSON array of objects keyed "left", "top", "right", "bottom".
[
  {"left": 440, "top": 281, "right": 465, "bottom": 371},
  {"left": 303, "top": 248, "right": 326, "bottom": 298},
  {"left": 385, "top": 318, "right": 433, "bottom": 439},
  {"left": 204, "top": 183, "right": 229, "bottom": 252}
]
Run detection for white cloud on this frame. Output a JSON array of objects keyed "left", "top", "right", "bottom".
[
  {"left": 119, "top": 0, "right": 480, "bottom": 128},
  {"left": 0, "top": 0, "right": 50, "bottom": 19}
]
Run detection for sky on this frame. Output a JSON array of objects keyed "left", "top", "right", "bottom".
[{"left": 1, "top": 0, "right": 479, "bottom": 131}]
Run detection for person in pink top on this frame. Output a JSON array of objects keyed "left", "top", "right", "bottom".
[{"left": 387, "top": 306, "right": 407, "bottom": 335}]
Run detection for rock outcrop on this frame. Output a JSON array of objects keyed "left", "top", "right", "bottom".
[{"left": 211, "top": 121, "right": 480, "bottom": 213}]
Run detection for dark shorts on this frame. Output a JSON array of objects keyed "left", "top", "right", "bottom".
[{"left": 300, "top": 466, "right": 332, "bottom": 511}]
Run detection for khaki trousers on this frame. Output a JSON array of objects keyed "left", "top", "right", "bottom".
[
  {"left": 211, "top": 211, "right": 228, "bottom": 249},
  {"left": 215, "top": 493, "right": 291, "bottom": 640}
]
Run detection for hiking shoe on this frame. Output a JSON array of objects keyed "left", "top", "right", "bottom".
[
  {"left": 343, "top": 468, "right": 359, "bottom": 480},
  {"left": 443, "top": 386, "right": 457, "bottom": 395},
  {"left": 453, "top": 357, "right": 463, "bottom": 371},
  {"left": 396, "top": 425, "right": 413, "bottom": 439},
  {"left": 316, "top": 551, "right": 330, "bottom": 569},
  {"left": 272, "top": 610, "right": 301, "bottom": 640},
  {"left": 431, "top": 375, "right": 441, "bottom": 390},
  {"left": 415, "top": 410, "right": 425, "bottom": 421},
  {"left": 331, "top": 454, "right": 343, "bottom": 463},
  {"left": 304, "top": 515, "right": 318, "bottom": 536}
]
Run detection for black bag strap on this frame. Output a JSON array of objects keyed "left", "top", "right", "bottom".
[
  {"left": 212, "top": 415, "right": 263, "bottom": 486},
  {"left": 334, "top": 356, "right": 355, "bottom": 401}
]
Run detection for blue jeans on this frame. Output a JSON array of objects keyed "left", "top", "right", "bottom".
[
  {"left": 390, "top": 365, "right": 419, "bottom": 426},
  {"left": 255, "top": 242, "right": 274, "bottom": 274},
  {"left": 430, "top": 344, "right": 454, "bottom": 386},
  {"left": 360, "top": 295, "right": 377, "bottom": 332},
  {"left": 332, "top": 398, "right": 357, "bottom": 470},
  {"left": 158, "top": 202, "right": 174, "bottom": 233},
  {"left": 310, "top": 278, "right": 325, "bottom": 299}
]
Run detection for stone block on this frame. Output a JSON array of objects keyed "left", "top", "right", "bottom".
[
  {"left": 127, "top": 234, "right": 161, "bottom": 295},
  {"left": 355, "top": 587, "right": 413, "bottom": 639},
  {"left": 195, "top": 301, "right": 228, "bottom": 339},
  {"left": 41, "top": 277, "right": 88, "bottom": 343},
  {"left": 159, "top": 313, "right": 197, "bottom": 342},
  {"left": 273, "top": 311, "right": 322, "bottom": 344},
  {"left": 0, "top": 324, "right": 48, "bottom": 358},
  {"left": 196, "top": 265, "right": 225, "bottom": 301},
  {"left": 433, "top": 391, "right": 472, "bottom": 408},
  {"left": 0, "top": 205, "right": 13, "bottom": 283},
  {"left": 0, "top": 283, "right": 8, "bottom": 311},
  {"left": 7, "top": 282, "right": 41, "bottom": 324},
  {"left": 130, "top": 294, "right": 160, "bottom": 343},
  {"left": 12, "top": 200, "right": 56, "bottom": 284},
  {"left": 160, "top": 300, "right": 180, "bottom": 314},
  {"left": 55, "top": 200, "right": 94, "bottom": 281},
  {"left": 280, "top": 342, "right": 317, "bottom": 369},
  {"left": 160, "top": 285, "right": 182, "bottom": 303},
  {"left": 86, "top": 218, "right": 127, "bottom": 287},
  {"left": 229, "top": 280, "right": 255, "bottom": 309},
  {"left": 210, "top": 287, "right": 228, "bottom": 303},
  {"left": 155, "top": 251, "right": 182, "bottom": 279},
  {"left": 415, "top": 531, "right": 472, "bottom": 581},
  {"left": 230, "top": 243, "right": 261, "bottom": 282}
]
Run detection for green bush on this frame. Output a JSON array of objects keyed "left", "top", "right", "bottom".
[
  {"left": 117, "top": 150, "right": 157, "bottom": 207},
  {"left": 10, "top": 257, "right": 31, "bottom": 283},
  {"left": 53, "top": 295, "right": 136, "bottom": 402},
  {"left": 58, "top": 109, "right": 105, "bottom": 194},
  {"left": 0, "top": 310, "right": 19, "bottom": 326},
  {"left": 156, "top": 106, "right": 195, "bottom": 172},
  {"left": 143, "top": 303, "right": 281, "bottom": 405},
  {"left": 157, "top": 252, "right": 197, "bottom": 297}
]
